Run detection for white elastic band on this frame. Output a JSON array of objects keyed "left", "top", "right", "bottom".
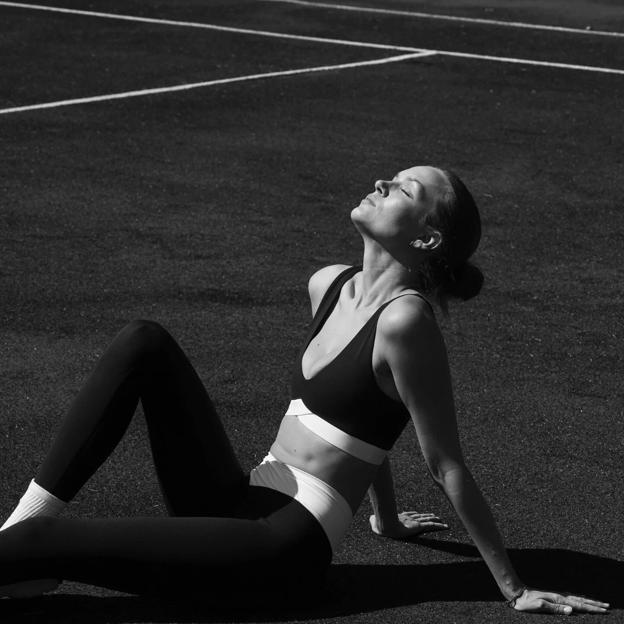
[{"left": 286, "top": 399, "right": 387, "bottom": 465}]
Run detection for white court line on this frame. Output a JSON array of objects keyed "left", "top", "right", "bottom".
[
  {"left": 1, "top": 1, "right": 624, "bottom": 77},
  {"left": 0, "top": 52, "right": 435, "bottom": 115},
  {"left": 0, "top": 1, "right": 423, "bottom": 53},
  {"left": 267, "top": 0, "right": 624, "bottom": 38},
  {"left": 436, "top": 50, "right": 624, "bottom": 75}
]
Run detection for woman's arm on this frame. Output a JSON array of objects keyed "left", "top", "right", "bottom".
[
  {"left": 377, "top": 298, "right": 608, "bottom": 615},
  {"left": 379, "top": 299, "right": 523, "bottom": 598},
  {"left": 368, "top": 457, "right": 448, "bottom": 538},
  {"left": 368, "top": 457, "right": 400, "bottom": 535}
]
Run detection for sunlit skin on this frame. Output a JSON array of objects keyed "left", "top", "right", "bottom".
[
  {"left": 344, "top": 166, "right": 450, "bottom": 310},
  {"left": 352, "top": 165, "right": 450, "bottom": 248},
  {"left": 270, "top": 165, "right": 609, "bottom": 616}
]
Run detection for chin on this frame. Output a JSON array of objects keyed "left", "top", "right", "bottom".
[
  {"left": 350, "top": 208, "right": 368, "bottom": 234},
  {"left": 350, "top": 205, "right": 365, "bottom": 225},
  {"left": 352, "top": 198, "right": 372, "bottom": 216}
]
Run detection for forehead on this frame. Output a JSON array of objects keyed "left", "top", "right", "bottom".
[{"left": 395, "top": 166, "right": 449, "bottom": 189}]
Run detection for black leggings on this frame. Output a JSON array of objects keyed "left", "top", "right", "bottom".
[{"left": 0, "top": 321, "right": 331, "bottom": 596}]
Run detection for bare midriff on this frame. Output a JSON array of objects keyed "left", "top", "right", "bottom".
[{"left": 269, "top": 414, "right": 381, "bottom": 514}]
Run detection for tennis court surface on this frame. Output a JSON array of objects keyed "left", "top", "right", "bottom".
[{"left": 1, "top": 0, "right": 623, "bottom": 622}]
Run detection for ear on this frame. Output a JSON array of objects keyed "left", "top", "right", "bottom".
[{"left": 410, "top": 228, "right": 442, "bottom": 251}]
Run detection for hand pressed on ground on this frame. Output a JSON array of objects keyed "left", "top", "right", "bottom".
[
  {"left": 369, "top": 511, "right": 449, "bottom": 539},
  {"left": 510, "top": 588, "right": 609, "bottom": 615}
]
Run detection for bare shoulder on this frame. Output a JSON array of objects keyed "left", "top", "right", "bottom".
[
  {"left": 307, "top": 264, "right": 352, "bottom": 315},
  {"left": 378, "top": 294, "right": 442, "bottom": 350}
]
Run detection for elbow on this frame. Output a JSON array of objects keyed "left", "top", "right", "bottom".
[{"left": 427, "top": 459, "right": 469, "bottom": 487}]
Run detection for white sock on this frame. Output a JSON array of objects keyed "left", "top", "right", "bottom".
[{"left": 0, "top": 479, "right": 66, "bottom": 531}]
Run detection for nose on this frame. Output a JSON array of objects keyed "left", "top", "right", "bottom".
[{"left": 374, "top": 179, "right": 389, "bottom": 196}]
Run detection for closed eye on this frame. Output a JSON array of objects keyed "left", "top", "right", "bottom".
[{"left": 401, "top": 188, "right": 412, "bottom": 199}]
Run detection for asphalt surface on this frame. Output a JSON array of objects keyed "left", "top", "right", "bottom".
[{"left": 0, "top": 0, "right": 623, "bottom": 622}]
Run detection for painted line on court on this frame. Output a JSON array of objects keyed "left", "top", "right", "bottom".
[
  {"left": 267, "top": 0, "right": 624, "bottom": 38},
  {"left": 1, "top": 1, "right": 623, "bottom": 77},
  {"left": 435, "top": 50, "right": 624, "bottom": 75},
  {"left": 0, "top": 52, "right": 436, "bottom": 115},
  {"left": 0, "top": 1, "right": 425, "bottom": 53}
]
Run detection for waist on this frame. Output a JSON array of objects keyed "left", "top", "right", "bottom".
[
  {"left": 270, "top": 400, "right": 384, "bottom": 512},
  {"left": 286, "top": 399, "right": 387, "bottom": 465}
]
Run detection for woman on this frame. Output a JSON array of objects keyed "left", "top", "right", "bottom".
[{"left": 0, "top": 166, "right": 608, "bottom": 615}]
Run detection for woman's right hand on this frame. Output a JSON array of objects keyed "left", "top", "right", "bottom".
[
  {"left": 510, "top": 588, "right": 609, "bottom": 615},
  {"left": 369, "top": 511, "right": 449, "bottom": 538}
]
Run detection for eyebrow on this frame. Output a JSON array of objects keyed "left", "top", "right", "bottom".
[{"left": 394, "top": 175, "right": 421, "bottom": 185}]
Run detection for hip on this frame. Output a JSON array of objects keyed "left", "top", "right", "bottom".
[{"left": 249, "top": 453, "right": 353, "bottom": 555}]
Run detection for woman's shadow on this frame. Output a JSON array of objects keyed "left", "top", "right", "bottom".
[{"left": 1, "top": 542, "right": 621, "bottom": 623}]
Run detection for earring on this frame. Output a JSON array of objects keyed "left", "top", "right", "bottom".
[{"left": 409, "top": 239, "right": 424, "bottom": 249}]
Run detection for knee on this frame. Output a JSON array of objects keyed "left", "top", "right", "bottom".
[
  {"left": 122, "top": 319, "right": 169, "bottom": 341},
  {"left": 115, "top": 320, "right": 173, "bottom": 358}
]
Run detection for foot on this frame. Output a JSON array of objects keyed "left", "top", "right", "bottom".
[{"left": 0, "top": 578, "right": 60, "bottom": 599}]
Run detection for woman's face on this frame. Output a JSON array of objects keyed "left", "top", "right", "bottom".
[{"left": 351, "top": 165, "right": 450, "bottom": 245}]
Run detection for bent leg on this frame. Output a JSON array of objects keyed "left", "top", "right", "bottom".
[{"left": 35, "top": 320, "right": 244, "bottom": 516}]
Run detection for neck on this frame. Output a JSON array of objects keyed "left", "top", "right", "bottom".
[{"left": 357, "top": 238, "right": 424, "bottom": 307}]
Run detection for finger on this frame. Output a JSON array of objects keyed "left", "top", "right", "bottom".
[
  {"left": 547, "top": 594, "right": 609, "bottom": 614},
  {"left": 559, "top": 594, "right": 610, "bottom": 610},
  {"left": 573, "top": 604, "right": 610, "bottom": 614},
  {"left": 548, "top": 602, "right": 573, "bottom": 616},
  {"left": 400, "top": 512, "right": 442, "bottom": 519},
  {"left": 563, "top": 595, "right": 609, "bottom": 609},
  {"left": 420, "top": 521, "right": 449, "bottom": 529},
  {"left": 405, "top": 520, "right": 449, "bottom": 529},
  {"left": 563, "top": 599, "right": 609, "bottom": 613},
  {"left": 524, "top": 598, "right": 573, "bottom": 615},
  {"left": 402, "top": 515, "right": 446, "bottom": 525},
  {"left": 536, "top": 591, "right": 608, "bottom": 607}
]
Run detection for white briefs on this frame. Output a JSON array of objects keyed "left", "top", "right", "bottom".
[
  {"left": 249, "top": 453, "right": 352, "bottom": 553},
  {"left": 249, "top": 399, "right": 388, "bottom": 553}
]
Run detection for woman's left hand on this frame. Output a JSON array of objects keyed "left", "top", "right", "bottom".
[
  {"left": 369, "top": 511, "right": 449, "bottom": 538},
  {"left": 510, "top": 588, "right": 609, "bottom": 615}
]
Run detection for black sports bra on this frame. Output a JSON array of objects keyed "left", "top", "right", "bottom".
[{"left": 290, "top": 266, "right": 432, "bottom": 450}]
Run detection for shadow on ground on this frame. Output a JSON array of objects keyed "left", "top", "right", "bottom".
[{"left": 0, "top": 544, "right": 620, "bottom": 623}]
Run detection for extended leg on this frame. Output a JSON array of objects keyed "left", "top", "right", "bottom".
[{"left": 0, "top": 490, "right": 331, "bottom": 596}]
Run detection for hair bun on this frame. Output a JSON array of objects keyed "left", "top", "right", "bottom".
[{"left": 447, "top": 261, "right": 483, "bottom": 301}]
